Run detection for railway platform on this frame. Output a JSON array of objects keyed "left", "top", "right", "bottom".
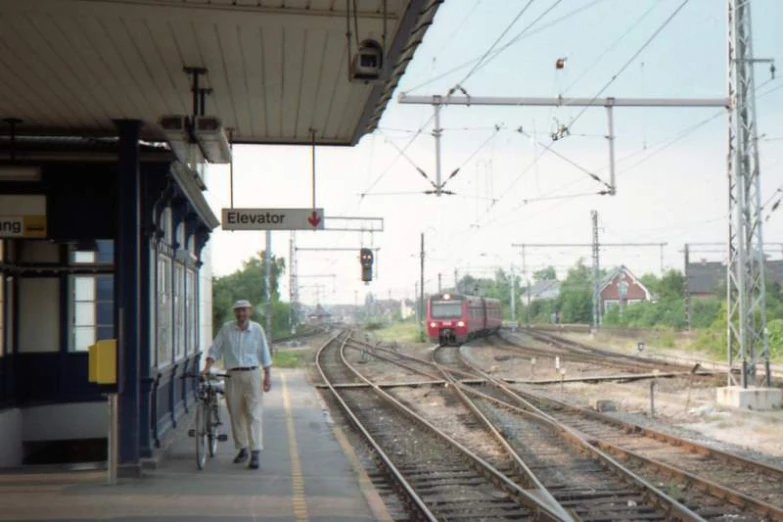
[{"left": 0, "top": 369, "right": 390, "bottom": 522}]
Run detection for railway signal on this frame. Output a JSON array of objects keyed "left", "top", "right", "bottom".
[{"left": 360, "top": 247, "right": 374, "bottom": 283}]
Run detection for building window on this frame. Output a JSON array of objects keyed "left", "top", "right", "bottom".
[
  {"left": 70, "top": 241, "right": 114, "bottom": 352},
  {"left": 157, "top": 255, "right": 172, "bottom": 367},
  {"left": 71, "top": 275, "right": 114, "bottom": 352},
  {"left": 186, "top": 270, "right": 196, "bottom": 354},
  {"left": 174, "top": 263, "right": 185, "bottom": 360}
]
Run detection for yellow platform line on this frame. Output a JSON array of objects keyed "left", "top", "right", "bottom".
[{"left": 282, "top": 374, "right": 309, "bottom": 522}]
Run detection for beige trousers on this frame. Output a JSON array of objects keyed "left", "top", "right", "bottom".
[{"left": 224, "top": 369, "right": 264, "bottom": 451}]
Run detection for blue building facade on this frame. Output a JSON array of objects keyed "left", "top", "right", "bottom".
[{"left": 0, "top": 132, "right": 218, "bottom": 471}]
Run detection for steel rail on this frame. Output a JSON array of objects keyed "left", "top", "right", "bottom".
[
  {"left": 350, "top": 332, "right": 783, "bottom": 501},
  {"left": 427, "top": 362, "right": 576, "bottom": 521},
  {"left": 498, "top": 331, "right": 695, "bottom": 374},
  {"left": 455, "top": 345, "right": 783, "bottom": 521},
  {"left": 337, "top": 334, "right": 567, "bottom": 521},
  {"left": 354, "top": 339, "right": 701, "bottom": 519},
  {"left": 314, "top": 332, "right": 438, "bottom": 521},
  {"left": 444, "top": 346, "right": 706, "bottom": 521},
  {"left": 519, "top": 328, "right": 701, "bottom": 372},
  {"left": 349, "top": 333, "right": 783, "bottom": 517}
]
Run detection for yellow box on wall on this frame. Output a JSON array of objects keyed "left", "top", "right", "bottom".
[{"left": 88, "top": 339, "right": 117, "bottom": 384}]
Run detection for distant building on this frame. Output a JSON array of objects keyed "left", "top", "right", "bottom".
[
  {"left": 306, "top": 304, "right": 331, "bottom": 325},
  {"left": 685, "top": 259, "right": 783, "bottom": 299},
  {"left": 686, "top": 260, "right": 725, "bottom": 299},
  {"left": 599, "top": 266, "right": 653, "bottom": 314}
]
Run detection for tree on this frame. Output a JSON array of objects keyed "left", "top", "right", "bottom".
[
  {"left": 212, "top": 250, "right": 290, "bottom": 338},
  {"left": 533, "top": 266, "right": 557, "bottom": 282},
  {"left": 658, "top": 270, "right": 685, "bottom": 301},
  {"left": 557, "top": 259, "right": 594, "bottom": 324}
]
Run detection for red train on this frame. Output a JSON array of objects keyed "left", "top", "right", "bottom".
[{"left": 426, "top": 293, "right": 503, "bottom": 345}]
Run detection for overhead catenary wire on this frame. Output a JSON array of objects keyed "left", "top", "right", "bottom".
[
  {"left": 404, "top": 0, "right": 608, "bottom": 94},
  {"left": 378, "top": 130, "right": 437, "bottom": 189},
  {"left": 563, "top": 0, "right": 694, "bottom": 131},
  {"left": 464, "top": 0, "right": 698, "bottom": 230},
  {"left": 461, "top": 0, "right": 566, "bottom": 85},
  {"left": 454, "top": 0, "right": 539, "bottom": 90},
  {"left": 561, "top": 2, "right": 662, "bottom": 96}
]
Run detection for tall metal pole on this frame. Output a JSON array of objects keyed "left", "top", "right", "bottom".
[
  {"left": 438, "top": 273, "right": 442, "bottom": 293},
  {"left": 606, "top": 104, "right": 616, "bottom": 195},
  {"left": 264, "top": 231, "right": 273, "bottom": 341},
  {"left": 419, "top": 233, "right": 425, "bottom": 337},
  {"left": 510, "top": 263, "right": 516, "bottom": 330},
  {"left": 414, "top": 281, "right": 419, "bottom": 324},
  {"left": 454, "top": 269, "right": 459, "bottom": 291},
  {"left": 591, "top": 210, "right": 600, "bottom": 330},
  {"left": 289, "top": 233, "right": 296, "bottom": 334},
  {"left": 727, "top": 0, "right": 770, "bottom": 387},
  {"left": 433, "top": 96, "right": 443, "bottom": 197},
  {"left": 522, "top": 246, "right": 531, "bottom": 326},
  {"left": 684, "top": 243, "right": 692, "bottom": 331}
]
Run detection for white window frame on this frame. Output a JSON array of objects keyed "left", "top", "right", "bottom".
[
  {"left": 186, "top": 269, "right": 196, "bottom": 354},
  {"left": 174, "top": 263, "right": 185, "bottom": 360},
  {"left": 69, "top": 242, "right": 114, "bottom": 352},
  {"left": 157, "top": 255, "right": 172, "bottom": 368}
]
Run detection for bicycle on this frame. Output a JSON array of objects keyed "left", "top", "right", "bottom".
[{"left": 182, "top": 372, "right": 230, "bottom": 470}]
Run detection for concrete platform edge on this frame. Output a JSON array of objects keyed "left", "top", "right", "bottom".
[{"left": 310, "top": 378, "right": 394, "bottom": 522}]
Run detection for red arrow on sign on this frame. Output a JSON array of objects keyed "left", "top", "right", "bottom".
[{"left": 307, "top": 211, "right": 321, "bottom": 228}]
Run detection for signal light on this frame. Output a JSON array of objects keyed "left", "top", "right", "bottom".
[{"left": 360, "top": 248, "right": 374, "bottom": 282}]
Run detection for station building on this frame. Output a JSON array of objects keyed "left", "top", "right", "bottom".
[{"left": 0, "top": 0, "right": 441, "bottom": 475}]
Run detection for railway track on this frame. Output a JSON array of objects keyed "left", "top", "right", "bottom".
[
  {"left": 497, "top": 330, "right": 700, "bottom": 376},
  {"left": 316, "top": 332, "right": 566, "bottom": 521},
  {"left": 346, "top": 339, "right": 709, "bottom": 519},
  {"left": 453, "top": 345, "right": 783, "bottom": 521},
  {"left": 429, "top": 345, "right": 710, "bottom": 521},
  {"left": 329, "top": 331, "right": 783, "bottom": 519},
  {"left": 347, "top": 334, "right": 782, "bottom": 519}
]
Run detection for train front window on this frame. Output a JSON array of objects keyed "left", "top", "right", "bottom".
[{"left": 431, "top": 301, "right": 462, "bottom": 318}]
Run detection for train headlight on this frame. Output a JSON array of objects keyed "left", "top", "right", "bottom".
[
  {"left": 457, "top": 321, "right": 465, "bottom": 327},
  {"left": 429, "top": 322, "right": 437, "bottom": 328}
]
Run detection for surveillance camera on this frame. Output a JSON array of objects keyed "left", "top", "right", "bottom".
[{"left": 351, "top": 39, "right": 384, "bottom": 83}]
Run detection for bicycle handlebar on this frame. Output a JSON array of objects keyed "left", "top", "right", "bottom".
[{"left": 181, "top": 372, "right": 231, "bottom": 380}]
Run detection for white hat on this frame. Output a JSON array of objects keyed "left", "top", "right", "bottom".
[{"left": 233, "top": 299, "right": 252, "bottom": 310}]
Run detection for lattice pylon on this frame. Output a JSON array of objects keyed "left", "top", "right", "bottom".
[{"left": 726, "top": 0, "right": 770, "bottom": 388}]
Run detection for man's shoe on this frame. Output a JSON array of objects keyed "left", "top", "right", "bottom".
[
  {"left": 233, "top": 448, "right": 249, "bottom": 464},
  {"left": 248, "top": 451, "right": 260, "bottom": 470}
]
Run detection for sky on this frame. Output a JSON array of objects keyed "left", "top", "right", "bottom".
[{"left": 203, "top": 0, "right": 783, "bottom": 307}]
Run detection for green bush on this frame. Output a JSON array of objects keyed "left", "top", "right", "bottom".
[{"left": 767, "top": 318, "right": 783, "bottom": 359}]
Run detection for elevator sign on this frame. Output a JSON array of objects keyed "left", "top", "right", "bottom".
[
  {"left": 0, "top": 195, "right": 47, "bottom": 238},
  {"left": 221, "top": 208, "right": 325, "bottom": 231}
]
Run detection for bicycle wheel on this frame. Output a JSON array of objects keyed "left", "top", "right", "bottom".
[
  {"left": 208, "top": 402, "right": 218, "bottom": 457},
  {"left": 195, "top": 402, "right": 208, "bottom": 470}
]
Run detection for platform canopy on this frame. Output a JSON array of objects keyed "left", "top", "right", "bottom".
[{"left": 0, "top": 0, "right": 441, "bottom": 146}]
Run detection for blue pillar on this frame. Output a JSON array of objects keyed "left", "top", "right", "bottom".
[{"left": 115, "top": 119, "right": 142, "bottom": 474}]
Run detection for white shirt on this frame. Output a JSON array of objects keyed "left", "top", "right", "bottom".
[{"left": 207, "top": 320, "right": 272, "bottom": 369}]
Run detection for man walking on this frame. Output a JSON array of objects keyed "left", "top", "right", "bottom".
[{"left": 202, "top": 299, "right": 272, "bottom": 469}]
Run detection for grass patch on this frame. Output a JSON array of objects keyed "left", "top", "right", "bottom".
[
  {"left": 273, "top": 350, "right": 302, "bottom": 368},
  {"left": 366, "top": 321, "right": 427, "bottom": 344}
]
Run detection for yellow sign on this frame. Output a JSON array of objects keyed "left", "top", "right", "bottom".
[
  {"left": 0, "top": 195, "right": 47, "bottom": 238},
  {"left": 0, "top": 215, "right": 47, "bottom": 238},
  {"left": 88, "top": 339, "right": 117, "bottom": 385}
]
